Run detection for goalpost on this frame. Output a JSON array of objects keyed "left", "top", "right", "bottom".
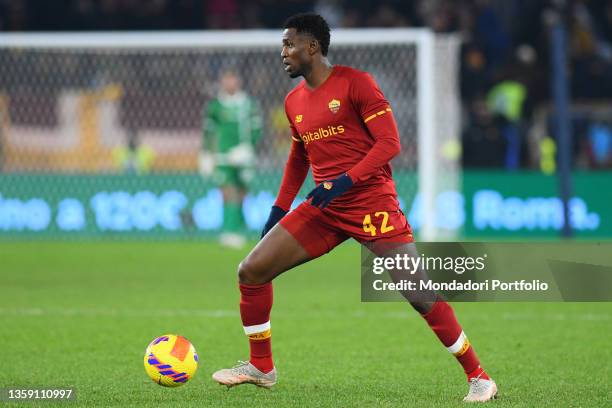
[{"left": 0, "top": 30, "right": 461, "bottom": 240}]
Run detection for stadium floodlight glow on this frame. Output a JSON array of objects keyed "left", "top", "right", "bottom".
[{"left": 0, "top": 29, "right": 460, "bottom": 241}]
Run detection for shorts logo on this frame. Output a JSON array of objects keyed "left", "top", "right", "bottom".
[
  {"left": 295, "top": 114, "right": 303, "bottom": 123},
  {"left": 328, "top": 99, "right": 341, "bottom": 114},
  {"left": 323, "top": 181, "right": 333, "bottom": 190}
]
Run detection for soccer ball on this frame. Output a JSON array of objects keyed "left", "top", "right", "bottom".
[{"left": 144, "top": 334, "right": 199, "bottom": 387}]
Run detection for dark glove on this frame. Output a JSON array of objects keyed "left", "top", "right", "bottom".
[
  {"left": 306, "top": 173, "right": 353, "bottom": 209},
  {"left": 261, "top": 205, "right": 288, "bottom": 238}
]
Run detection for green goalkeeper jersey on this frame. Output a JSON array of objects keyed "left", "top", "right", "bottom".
[{"left": 202, "top": 91, "right": 262, "bottom": 155}]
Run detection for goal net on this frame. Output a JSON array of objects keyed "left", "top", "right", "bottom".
[{"left": 0, "top": 30, "right": 460, "bottom": 239}]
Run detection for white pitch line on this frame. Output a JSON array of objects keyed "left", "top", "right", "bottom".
[
  {"left": 0, "top": 307, "right": 239, "bottom": 318},
  {"left": 0, "top": 308, "right": 609, "bottom": 321},
  {"left": 500, "top": 312, "right": 611, "bottom": 321}
]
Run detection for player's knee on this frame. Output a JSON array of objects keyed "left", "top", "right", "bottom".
[
  {"left": 409, "top": 300, "right": 436, "bottom": 315},
  {"left": 222, "top": 186, "right": 240, "bottom": 202},
  {"left": 237, "top": 256, "right": 266, "bottom": 285}
]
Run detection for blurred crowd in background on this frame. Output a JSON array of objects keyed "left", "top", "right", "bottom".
[{"left": 1, "top": 0, "right": 611, "bottom": 170}]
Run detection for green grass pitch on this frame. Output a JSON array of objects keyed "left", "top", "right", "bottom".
[{"left": 1, "top": 241, "right": 610, "bottom": 407}]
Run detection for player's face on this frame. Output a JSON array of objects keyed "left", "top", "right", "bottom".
[
  {"left": 281, "top": 28, "right": 314, "bottom": 78},
  {"left": 221, "top": 73, "right": 240, "bottom": 94}
]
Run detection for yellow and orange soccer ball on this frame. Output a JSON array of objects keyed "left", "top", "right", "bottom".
[{"left": 144, "top": 334, "right": 198, "bottom": 387}]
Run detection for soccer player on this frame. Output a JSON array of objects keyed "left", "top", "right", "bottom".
[
  {"left": 212, "top": 13, "right": 497, "bottom": 402},
  {"left": 200, "top": 70, "right": 262, "bottom": 248}
]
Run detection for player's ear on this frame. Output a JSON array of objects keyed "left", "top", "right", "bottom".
[{"left": 308, "top": 38, "right": 319, "bottom": 56}]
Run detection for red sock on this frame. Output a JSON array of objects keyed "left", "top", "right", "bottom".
[
  {"left": 421, "top": 301, "right": 490, "bottom": 381},
  {"left": 239, "top": 282, "right": 274, "bottom": 373}
]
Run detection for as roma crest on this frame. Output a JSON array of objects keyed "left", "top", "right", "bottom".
[{"left": 328, "top": 99, "right": 341, "bottom": 114}]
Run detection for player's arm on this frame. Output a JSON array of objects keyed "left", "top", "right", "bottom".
[
  {"left": 249, "top": 98, "right": 263, "bottom": 145},
  {"left": 199, "top": 100, "right": 218, "bottom": 176},
  {"left": 261, "top": 112, "right": 309, "bottom": 237},
  {"left": 346, "top": 72, "right": 401, "bottom": 183},
  {"left": 274, "top": 136, "right": 309, "bottom": 211},
  {"left": 202, "top": 100, "right": 218, "bottom": 150}
]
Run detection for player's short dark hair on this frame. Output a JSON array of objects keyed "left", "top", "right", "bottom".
[{"left": 283, "top": 13, "right": 331, "bottom": 56}]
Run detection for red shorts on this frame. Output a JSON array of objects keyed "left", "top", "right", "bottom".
[{"left": 279, "top": 201, "right": 414, "bottom": 258}]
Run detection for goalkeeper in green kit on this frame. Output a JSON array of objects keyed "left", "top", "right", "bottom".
[{"left": 200, "top": 71, "right": 262, "bottom": 248}]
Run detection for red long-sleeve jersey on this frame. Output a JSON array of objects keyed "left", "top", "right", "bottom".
[{"left": 275, "top": 65, "right": 402, "bottom": 213}]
